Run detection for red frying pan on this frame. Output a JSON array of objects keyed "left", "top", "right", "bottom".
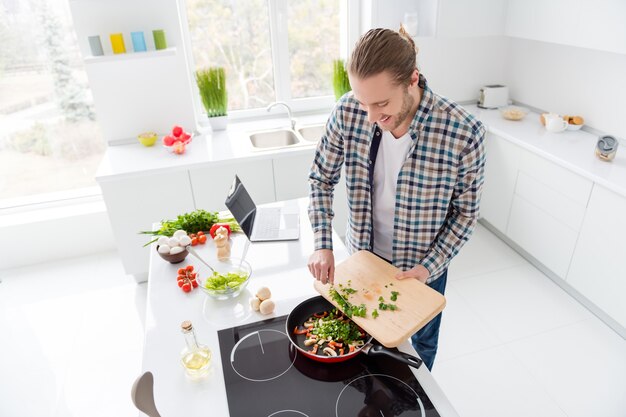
[{"left": 286, "top": 296, "right": 423, "bottom": 369}]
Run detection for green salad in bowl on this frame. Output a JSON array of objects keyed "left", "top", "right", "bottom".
[{"left": 199, "top": 258, "right": 251, "bottom": 300}]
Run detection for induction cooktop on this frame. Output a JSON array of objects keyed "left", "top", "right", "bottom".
[{"left": 217, "top": 315, "right": 441, "bottom": 417}]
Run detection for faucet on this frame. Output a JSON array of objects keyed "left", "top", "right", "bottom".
[{"left": 266, "top": 101, "right": 296, "bottom": 130}]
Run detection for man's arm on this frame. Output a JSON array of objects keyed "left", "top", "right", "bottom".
[
  {"left": 308, "top": 103, "right": 346, "bottom": 252},
  {"left": 307, "top": 101, "right": 346, "bottom": 284},
  {"left": 418, "top": 125, "right": 486, "bottom": 282}
]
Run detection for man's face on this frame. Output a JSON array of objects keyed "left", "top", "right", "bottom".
[{"left": 349, "top": 71, "right": 415, "bottom": 132}]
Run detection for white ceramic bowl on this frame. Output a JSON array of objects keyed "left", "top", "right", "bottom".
[{"left": 566, "top": 123, "right": 583, "bottom": 131}]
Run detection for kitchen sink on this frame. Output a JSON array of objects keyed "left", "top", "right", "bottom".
[
  {"left": 297, "top": 124, "right": 325, "bottom": 142},
  {"left": 249, "top": 129, "right": 301, "bottom": 149}
]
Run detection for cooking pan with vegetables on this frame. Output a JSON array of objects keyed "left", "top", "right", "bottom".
[{"left": 286, "top": 296, "right": 423, "bottom": 369}]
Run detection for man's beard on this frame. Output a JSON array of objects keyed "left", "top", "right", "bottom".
[{"left": 382, "top": 88, "right": 414, "bottom": 132}]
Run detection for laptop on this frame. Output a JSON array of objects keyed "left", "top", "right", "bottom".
[{"left": 225, "top": 175, "right": 300, "bottom": 242}]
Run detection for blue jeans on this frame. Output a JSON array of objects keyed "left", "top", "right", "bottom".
[{"left": 411, "top": 269, "right": 448, "bottom": 371}]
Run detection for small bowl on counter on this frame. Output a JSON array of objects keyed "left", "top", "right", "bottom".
[
  {"left": 156, "top": 244, "right": 189, "bottom": 264},
  {"left": 198, "top": 258, "right": 252, "bottom": 300},
  {"left": 500, "top": 106, "right": 528, "bottom": 121}
]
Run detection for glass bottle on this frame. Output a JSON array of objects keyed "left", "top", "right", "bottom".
[{"left": 180, "top": 320, "right": 211, "bottom": 377}]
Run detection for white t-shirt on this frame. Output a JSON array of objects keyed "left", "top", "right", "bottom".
[{"left": 372, "top": 130, "right": 413, "bottom": 261}]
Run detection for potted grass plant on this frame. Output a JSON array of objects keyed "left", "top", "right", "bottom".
[
  {"left": 196, "top": 67, "right": 228, "bottom": 131},
  {"left": 332, "top": 59, "right": 351, "bottom": 100}
]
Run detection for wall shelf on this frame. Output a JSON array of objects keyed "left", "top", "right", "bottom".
[{"left": 84, "top": 47, "right": 176, "bottom": 64}]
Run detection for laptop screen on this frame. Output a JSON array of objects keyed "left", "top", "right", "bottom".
[{"left": 224, "top": 175, "right": 256, "bottom": 239}]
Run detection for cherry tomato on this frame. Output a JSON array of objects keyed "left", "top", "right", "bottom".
[
  {"left": 198, "top": 234, "right": 207, "bottom": 244},
  {"left": 189, "top": 233, "right": 196, "bottom": 239},
  {"left": 185, "top": 265, "right": 194, "bottom": 272},
  {"left": 182, "top": 283, "right": 191, "bottom": 292},
  {"left": 172, "top": 125, "right": 183, "bottom": 138},
  {"left": 191, "top": 237, "right": 198, "bottom": 246},
  {"left": 177, "top": 268, "right": 185, "bottom": 275},
  {"left": 191, "top": 279, "right": 198, "bottom": 288},
  {"left": 197, "top": 231, "right": 205, "bottom": 236},
  {"left": 177, "top": 280, "right": 184, "bottom": 288}
]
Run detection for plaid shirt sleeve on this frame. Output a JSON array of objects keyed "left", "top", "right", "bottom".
[
  {"left": 307, "top": 100, "right": 346, "bottom": 251},
  {"left": 420, "top": 125, "right": 486, "bottom": 279}
]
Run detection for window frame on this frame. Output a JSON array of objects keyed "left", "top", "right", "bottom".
[{"left": 180, "top": 0, "right": 361, "bottom": 120}]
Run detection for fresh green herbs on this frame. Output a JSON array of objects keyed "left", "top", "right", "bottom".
[
  {"left": 309, "top": 309, "right": 363, "bottom": 344},
  {"left": 329, "top": 286, "right": 366, "bottom": 318},
  {"left": 378, "top": 294, "right": 399, "bottom": 311},
  {"left": 372, "top": 309, "right": 379, "bottom": 319},
  {"left": 139, "top": 209, "right": 241, "bottom": 246},
  {"left": 390, "top": 291, "right": 399, "bottom": 302}
]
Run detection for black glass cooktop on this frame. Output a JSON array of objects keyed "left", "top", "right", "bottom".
[{"left": 217, "top": 315, "right": 441, "bottom": 417}]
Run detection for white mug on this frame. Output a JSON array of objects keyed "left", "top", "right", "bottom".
[{"left": 544, "top": 114, "right": 568, "bottom": 133}]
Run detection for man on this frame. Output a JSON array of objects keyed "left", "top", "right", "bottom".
[{"left": 307, "top": 27, "right": 486, "bottom": 370}]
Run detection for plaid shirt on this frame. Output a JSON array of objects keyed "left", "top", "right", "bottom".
[{"left": 308, "top": 74, "right": 486, "bottom": 283}]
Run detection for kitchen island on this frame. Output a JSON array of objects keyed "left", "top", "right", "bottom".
[{"left": 141, "top": 198, "right": 459, "bottom": 416}]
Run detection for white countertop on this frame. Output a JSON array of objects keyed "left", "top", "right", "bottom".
[
  {"left": 141, "top": 198, "right": 459, "bottom": 417},
  {"left": 465, "top": 105, "right": 626, "bottom": 198},
  {"left": 95, "top": 113, "right": 328, "bottom": 182}
]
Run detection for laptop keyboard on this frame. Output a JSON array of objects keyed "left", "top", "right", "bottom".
[{"left": 254, "top": 208, "right": 281, "bottom": 238}]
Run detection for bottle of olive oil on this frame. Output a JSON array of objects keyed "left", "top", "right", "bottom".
[{"left": 180, "top": 320, "right": 211, "bottom": 377}]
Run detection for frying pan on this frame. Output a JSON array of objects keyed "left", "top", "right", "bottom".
[{"left": 286, "top": 296, "right": 423, "bottom": 369}]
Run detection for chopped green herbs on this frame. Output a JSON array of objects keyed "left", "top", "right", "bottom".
[
  {"left": 390, "top": 291, "right": 399, "bottom": 301},
  {"left": 329, "top": 287, "right": 366, "bottom": 318},
  {"left": 372, "top": 309, "right": 379, "bottom": 319}
]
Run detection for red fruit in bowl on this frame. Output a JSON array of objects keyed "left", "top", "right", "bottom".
[
  {"left": 163, "top": 135, "right": 175, "bottom": 146},
  {"left": 181, "top": 132, "right": 191, "bottom": 141},
  {"left": 172, "top": 125, "right": 183, "bottom": 138}
]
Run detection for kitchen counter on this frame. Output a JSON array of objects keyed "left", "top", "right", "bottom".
[
  {"left": 465, "top": 104, "right": 626, "bottom": 198},
  {"left": 95, "top": 113, "right": 329, "bottom": 182},
  {"left": 141, "top": 198, "right": 459, "bottom": 417}
]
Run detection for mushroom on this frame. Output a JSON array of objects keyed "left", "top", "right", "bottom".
[
  {"left": 304, "top": 338, "right": 317, "bottom": 346},
  {"left": 259, "top": 299, "right": 275, "bottom": 315},
  {"left": 256, "top": 286, "right": 271, "bottom": 301},
  {"left": 323, "top": 347, "right": 338, "bottom": 357}
]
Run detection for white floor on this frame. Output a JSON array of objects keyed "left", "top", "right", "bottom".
[{"left": 0, "top": 224, "right": 624, "bottom": 417}]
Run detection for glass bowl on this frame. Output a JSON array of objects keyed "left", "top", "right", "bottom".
[
  {"left": 198, "top": 258, "right": 252, "bottom": 300},
  {"left": 500, "top": 106, "right": 528, "bottom": 121}
]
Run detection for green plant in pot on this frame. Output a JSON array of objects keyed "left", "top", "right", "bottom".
[
  {"left": 196, "top": 67, "right": 228, "bottom": 131},
  {"left": 332, "top": 59, "right": 351, "bottom": 100}
]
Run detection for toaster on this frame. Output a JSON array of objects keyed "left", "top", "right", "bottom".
[{"left": 478, "top": 85, "right": 509, "bottom": 109}]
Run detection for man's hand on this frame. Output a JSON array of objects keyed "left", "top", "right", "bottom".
[
  {"left": 308, "top": 249, "right": 335, "bottom": 285},
  {"left": 395, "top": 264, "right": 430, "bottom": 284}
]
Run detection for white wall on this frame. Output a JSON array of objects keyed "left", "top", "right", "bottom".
[
  {"left": 416, "top": 36, "right": 509, "bottom": 103},
  {"left": 505, "top": 38, "right": 626, "bottom": 139}
]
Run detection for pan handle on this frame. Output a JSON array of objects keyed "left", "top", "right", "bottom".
[{"left": 365, "top": 345, "right": 423, "bottom": 369}]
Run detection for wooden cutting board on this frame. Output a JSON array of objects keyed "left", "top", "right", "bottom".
[{"left": 314, "top": 250, "right": 446, "bottom": 348}]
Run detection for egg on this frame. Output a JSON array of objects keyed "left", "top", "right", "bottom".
[
  {"left": 157, "top": 236, "right": 169, "bottom": 246},
  {"left": 169, "top": 246, "right": 185, "bottom": 255},
  {"left": 256, "top": 286, "right": 271, "bottom": 301},
  {"left": 178, "top": 235, "right": 192, "bottom": 246},
  {"left": 173, "top": 230, "right": 187, "bottom": 239},
  {"left": 168, "top": 237, "right": 180, "bottom": 247},
  {"left": 250, "top": 297, "right": 261, "bottom": 311},
  {"left": 259, "top": 299, "right": 275, "bottom": 315},
  {"left": 157, "top": 245, "right": 171, "bottom": 254}
]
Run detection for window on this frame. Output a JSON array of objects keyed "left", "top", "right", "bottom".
[
  {"left": 0, "top": 0, "right": 105, "bottom": 208},
  {"left": 185, "top": 0, "right": 351, "bottom": 115}
]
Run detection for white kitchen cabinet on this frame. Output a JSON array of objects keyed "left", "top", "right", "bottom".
[
  {"left": 189, "top": 159, "right": 275, "bottom": 211},
  {"left": 479, "top": 133, "right": 521, "bottom": 234},
  {"left": 505, "top": 0, "right": 626, "bottom": 55},
  {"left": 567, "top": 185, "right": 626, "bottom": 328},
  {"left": 69, "top": 0, "right": 196, "bottom": 143},
  {"left": 507, "top": 195, "right": 579, "bottom": 279},
  {"left": 99, "top": 171, "right": 195, "bottom": 278},
  {"left": 273, "top": 153, "right": 315, "bottom": 201},
  {"left": 506, "top": 152, "right": 591, "bottom": 279}
]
